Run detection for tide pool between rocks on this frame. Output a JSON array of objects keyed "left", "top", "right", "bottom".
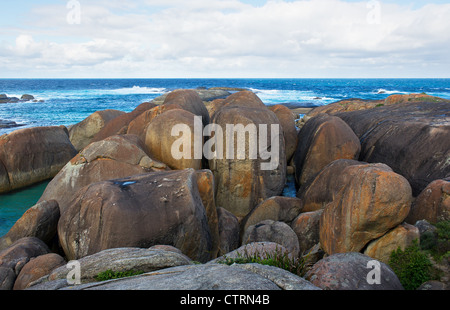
[{"left": 0, "top": 180, "right": 50, "bottom": 236}]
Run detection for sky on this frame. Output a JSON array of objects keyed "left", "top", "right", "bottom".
[{"left": 0, "top": 0, "right": 449, "bottom": 78}]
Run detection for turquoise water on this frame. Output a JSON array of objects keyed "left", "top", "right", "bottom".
[{"left": 0, "top": 180, "right": 50, "bottom": 237}]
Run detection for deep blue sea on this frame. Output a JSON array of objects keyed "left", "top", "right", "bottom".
[
  {"left": 1, "top": 78, "right": 449, "bottom": 236},
  {"left": 1, "top": 78, "right": 450, "bottom": 135}
]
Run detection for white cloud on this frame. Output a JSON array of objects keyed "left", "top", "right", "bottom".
[{"left": 1, "top": 0, "right": 450, "bottom": 77}]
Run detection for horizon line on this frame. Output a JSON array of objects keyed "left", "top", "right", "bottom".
[{"left": 1, "top": 77, "right": 450, "bottom": 80}]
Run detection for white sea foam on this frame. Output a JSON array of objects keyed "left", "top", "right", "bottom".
[
  {"left": 33, "top": 87, "right": 167, "bottom": 100},
  {"left": 374, "top": 89, "right": 408, "bottom": 95},
  {"left": 109, "top": 86, "right": 167, "bottom": 95},
  {"left": 248, "top": 88, "right": 335, "bottom": 106}
]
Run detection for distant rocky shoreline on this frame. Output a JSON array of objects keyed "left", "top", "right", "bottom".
[
  {"left": 1, "top": 94, "right": 45, "bottom": 129},
  {"left": 0, "top": 93, "right": 44, "bottom": 104},
  {"left": 0, "top": 119, "right": 23, "bottom": 129},
  {"left": 0, "top": 89, "right": 449, "bottom": 291}
]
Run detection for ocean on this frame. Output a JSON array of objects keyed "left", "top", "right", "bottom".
[
  {"left": 1, "top": 78, "right": 449, "bottom": 236},
  {"left": 1, "top": 78, "right": 450, "bottom": 135}
]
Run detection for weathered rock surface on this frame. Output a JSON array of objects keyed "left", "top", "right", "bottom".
[
  {"left": 406, "top": 179, "right": 450, "bottom": 224},
  {"left": 68, "top": 109, "right": 125, "bottom": 151},
  {"left": 162, "top": 89, "right": 211, "bottom": 127},
  {"left": 296, "top": 159, "right": 362, "bottom": 212},
  {"left": 38, "top": 134, "right": 168, "bottom": 213},
  {"left": 30, "top": 263, "right": 319, "bottom": 290},
  {"left": 305, "top": 252, "right": 404, "bottom": 290},
  {"left": 335, "top": 98, "right": 450, "bottom": 196},
  {"left": 319, "top": 163, "right": 413, "bottom": 254},
  {"left": 13, "top": 253, "right": 66, "bottom": 290},
  {"left": 417, "top": 280, "right": 448, "bottom": 290},
  {"left": 219, "top": 91, "right": 267, "bottom": 110},
  {"left": 195, "top": 170, "right": 220, "bottom": 258},
  {"left": 291, "top": 210, "right": 323, "bottom": 255},
  {"left": 0, "top": 200, "right": 60, "bottom": 251},
  {"left": 0, "top": 94, "right": 39, "bottom": 104},
  {"left": 0, "top": 237, "right": 50, "bottom": 290},
  {"left": 57, "top": 169, "right": 213, "bottom": 263},
  {"left": 210, "top": 92, "right": 286, "bottom": 219},
  {"left": 269, "top": 104, "right": 298, "bottom": 162},
  {"left": 152, "top": 88, "right": 231, "bottom": 106},
  {"left": 211, "top": 242, "right": 294, "bottom": 264},
  {"left": 217, "top": 207, "right": 240, "bottom": 256},
  {"left": 364, "top": 223, "right": 420, "bottom": 264},
  {"left": 44, "top": 247, "right": 193, "bottom": 284},
  {"left": 92, "top": 102, "right": 157, "bottom": 142},
  {"left": 307, "top": 93, "right": 447, "bottom": 117},
  {"left": 242, "top": 220, "right": 300, "bottom": 258},
  {"left": 145, "top": 109, "right": 203, "bottom": 170},
  {"left": 293, "top": 114, "right": 361, "bottom": 187},
  {"left": 234, "top": 263, "right": 321, "bottom": 290},
  {"left": 127, "top": 104, "right": 182, "bottom": 141},
  {"left": 0, "top": 120, "right": 23, "bottom": 129},
  {"left": 0, "top": 126, "right": 77, "bottom": 193},
  {"left": 308, "top": 98, "right": 386, "bottom": 117},
  {"left": 205, "top": 98, "right": 227, "bottom": 119},
  {"left": 241, "top": 196, "right": 303, "bottom": 235}
]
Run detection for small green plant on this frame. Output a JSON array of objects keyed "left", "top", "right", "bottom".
[
  {"left": 220, "top": 247, "right": 308, "bottom": 277},
  {"left": 420, "top": 221, "right": 450, "bottom": 262},
  {"left": 434, "top": 221, "right": 450, "bottom": 261},
  {"left": 375, "top": 103, "right": 385, "bottom": 107},
  {"left": 95, "top": 269, "right": 145, "bottom": 282},
  {"left": 389, "top": 240, "right": 433, "bottom": 290}
]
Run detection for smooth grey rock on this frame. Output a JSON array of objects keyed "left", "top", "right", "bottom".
[
  {"left": 242, "top": 220, "right": 300, "bottom": 258},
  {"left": 0, "top": 266, "right": 16, "bottom": 290},
  {"left": 43, "top": 263, "right": 321, "bottom": 290},
  {"left": 45, "top": 247, "right": 193, "bottom": 284},
  {"left": 235, "top": 263, "right": 321, "bottom": 290},
  {"left": 210, "top": 242, "right": 294, "bottom": 264},
  {"left": 305, "top": 252, "right": 404, "bottom": 290},
  {"left": 217, "top": 207, "right": 240, "bottom": 256}
]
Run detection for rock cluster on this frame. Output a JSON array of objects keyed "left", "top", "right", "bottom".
[
  {"left": 0, "top": 90, "right": 448, "bottom": 290},
  {"left": 0, "top": 94, "right": 44, "bottom": 104}
]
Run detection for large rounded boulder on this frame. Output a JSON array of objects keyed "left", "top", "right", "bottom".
[
  {"left": 38, "top": 134, "right": 168, "bottom": 213},
  {"left": 293, "top": 114, "right": 361, "bottom": 187},
  {"left": 0, "top": 126, "right": 77, "bottom": 193},
  {"left": 127, "top": 104, "right": 182, "bottom": 141},
  {"left": 296, "top": 159, "right": 362, "bottom": 213},
  {"left": 335, "top": 97, "right": 450, "bottom": 196},
  {"left": 269, "top": 104, "right": 298, "bottom": 163},
  {"left": 319, "top": 163, "right": 413, "bottom": 255},
  {"left": 406, "top": 178, "right": 450, "bottom": 224},
  {"left": 0, "top": 200, "right": 60, "bottom": 251},
  {"left": 92, "top": 102, "right": 156, "bottom": 142},
  {"left": 57, "top": 169, "right": 213, "bottom": 263},
  {"left": 305, "top": 252, "right": 404, "bottom": 290},
  {"left": 68, "top": 109, "right": 125, "bottom": 151},
  {"left": 162, "top": 89, "right": 210, "bottom": 128},
  {"left": 144, "top": 109, "right": 203, "bottom": 171},
  {"left": 209, "top": 94, "right": 287, "bottom": 219}
]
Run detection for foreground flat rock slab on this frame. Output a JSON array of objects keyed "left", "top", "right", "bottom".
[
  {"left": 29, "top": 247, "right": 193, "bottom": 286},
  {"left": 29, "top": 263, "right": 319, "bottom": 290}
]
